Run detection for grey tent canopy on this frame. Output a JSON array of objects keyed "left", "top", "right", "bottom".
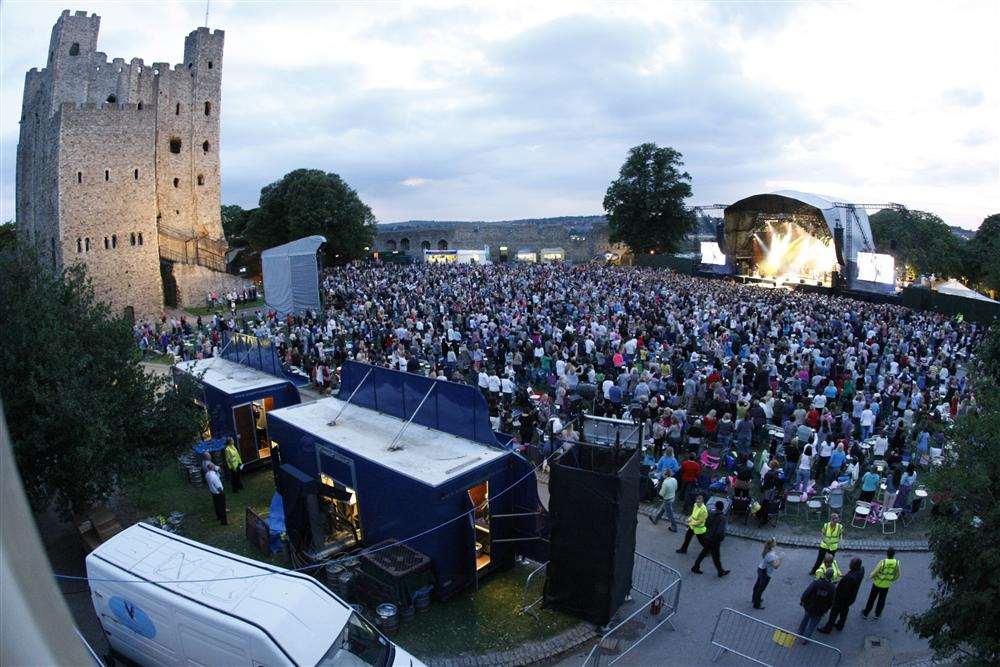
[{"left": 261, "top": 235, "right": 326, "bottom": 316}]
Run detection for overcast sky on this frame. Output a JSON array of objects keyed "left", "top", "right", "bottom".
[{"left": 2, "top": 1, "right": 997, "bottom": 229}]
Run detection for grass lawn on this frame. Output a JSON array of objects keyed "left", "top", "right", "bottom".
[
  {"left": 392, "top": 562, "right": 579, "bottom": 659},
  {"left": 122, "top": 460, "right": 285, "bottom": 565},
  {"left": 141, "top": 352, "right": 175, "bottom": 366},
  {"left": 184, "top": 298, "right": 265, "bottom": 317}
]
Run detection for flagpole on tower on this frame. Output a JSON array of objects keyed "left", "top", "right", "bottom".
[{"left": 204, "top": 0, "right": 210, "bottom": 27}]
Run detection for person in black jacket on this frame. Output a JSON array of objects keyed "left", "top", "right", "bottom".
[
  {"left": 819, "top": 557, "right": 865, "bottom": 633},
  {"left": 692, "top": 500, "right": 731, "bottom": 577},
  {"left": 798, "top": 569, "right": 836, "bottom": 639}
]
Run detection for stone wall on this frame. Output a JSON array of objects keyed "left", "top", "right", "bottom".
[
  {"left": 171, "top": 262, "right": 251, "bottom": 309},
  {"left": 375, "top": 216, "right": 623, "bottom": 263},
  {"left": 56, "top": 103, "right": 163, "bottom": 317}
]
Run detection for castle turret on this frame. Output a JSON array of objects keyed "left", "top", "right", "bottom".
[{"left": 46, "top": 10, "right": 101, "bottom": 113}]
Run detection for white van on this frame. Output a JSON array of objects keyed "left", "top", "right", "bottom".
[{"left": 87, "top": 523, "right": 423, "bottom": 666}]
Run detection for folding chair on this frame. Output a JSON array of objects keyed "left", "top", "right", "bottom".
[
  {"left": 852, "top": 501, "right": 872, "bottom": 529},
  {"left": 882, "top": 509, "right": 899, "bottom": 534}
]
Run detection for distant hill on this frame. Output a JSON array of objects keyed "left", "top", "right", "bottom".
[{"left": 948, "top": 225, "right": 976, "bottom": 241}]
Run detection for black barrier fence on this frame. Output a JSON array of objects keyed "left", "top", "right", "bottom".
[{"left": 637, "top": 254, "right": 997, "bottom": 323}]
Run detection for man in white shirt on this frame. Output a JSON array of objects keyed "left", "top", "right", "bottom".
[
  {"left": 205, "top": 464, "right": 227, "bottom": 525},
  {"left": 860, "top": 407, "right": 875, "bottom": 440}
]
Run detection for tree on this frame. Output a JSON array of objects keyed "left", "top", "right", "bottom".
[
  {"left": 907, "top": 326, "right": 1000, "bottom": 664},
  {"left": 0, "top": 247, "right": 205, "bottom": 519},
  {"left": 220, "top": 204, "right": 252, "bottom": 246},
  {"left": 869, "top": 208, "right": 966, "bottom": 279},
  {"left": 603, "top": 143, "right": 696, "bottom": 255},
  {"left": 967, "top": 213, "right": 1000, "bottom": 294},
  {"left": 0, "top": 220, "right": 15, "bottom": 250},
  {"left": 244, "top": 169, "right": 376, "bottom": 262}
]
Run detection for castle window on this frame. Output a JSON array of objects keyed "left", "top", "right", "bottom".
[
  {"left": 387, "top": 240, "right": 397, "bottom": 251},
  {"left": 106, "top": 94, "right": 116, "bottom": 104},
  {"left": 197, "top": 174, "right": 204, "bottom": 186},
  {"left": 104, "top": 237, "right": 109, "bottom": 250},
  {"left": 437, "top": 239, "right": 449, "bottom": 250},
  {"left": 173, "top": 177, "right": 180, "bottom": 188},
  {"left": 51, "top": 238, "right": 56, "bottom": 270},
  {"left": 133, "top": 169, "right": 139, "bottom": 180},
  {"left": 69, "top": 43, "right": 80, "bottom": 56},
  {"left": 400, "top": 238, "right": 410, "bottom": 251},
  {"left": 175, "top": 102, "right": 180, "bottom": 115},
  {"left": 112, "top": 234, "right": 118, "bottom": 249},
  {"left": 138, "top": 232, "right": 143, "bottom": 245},
  {"left": 169, "top": 138, "right": 181, "bottom": 153},
  {"left": 77, "top": 238, "right": 82, "bottom": 253},
  {"left": 208, "top": 61, "right": 213, "bottom": 69},
  {"left": 137, "top": 66, "right": 143, "bottom": 74},
  {"left": 77, "top": 171, "right": 82, "bottom": 184},
  {"left": 85, "top": 238, "right": 91, "bottom": 252},
  {"left": 49, "top": 51, "right": 54, "bottom": 63},
  {"left": 188, "top": 62, "right": 193, "bottom": 69},
  {"left": 421, "top": 241, "right": 431, "bottom": 251},
  {"left": 130, "top": 233, "right": 136, "bottom": 246},
  {"left": 105, "top": 170, "right": 110, "bottom": 181},
  {"left": 202, "top": 140, "right": 210, "bottom": 153},
  {"left": 137, "top": 101, "right": 143, "bottom": 110},
  {"left": 204, "top": 101, "right": 211, "bottom": 116}
]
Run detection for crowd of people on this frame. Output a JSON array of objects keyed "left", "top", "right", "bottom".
[{"left": 133, "top": 260, "right": 984, "bottom": 645}]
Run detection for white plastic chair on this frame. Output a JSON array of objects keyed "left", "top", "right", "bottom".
[
  {"left": 852, "top": 501, "right": 872, "bottom": 529},
  {"left": 806, "top": 497, "right": 825, "bottom": 522},
  {"left": 784, "top": 492, "right": 803, "bottom": 517},
  {"left": 882, "top": 509, "right": 899, "bottom": 534}
]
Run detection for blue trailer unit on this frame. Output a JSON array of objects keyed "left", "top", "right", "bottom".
[
  {"left": 174, "top": 357, "right": 301, "bottom": 468},
  {"left": 267, "top": 362, "right": 548, "bottom": 599}
]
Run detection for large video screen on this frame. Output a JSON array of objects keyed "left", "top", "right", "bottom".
[
  {"left": 857, "top": 252, "right": 895, "bottom": 284},
  {"left": 700, "top": 241, "right": 727, "bottom": 266}
]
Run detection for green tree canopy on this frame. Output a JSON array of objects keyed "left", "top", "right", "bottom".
[
  {"left": 908, "top": 326, "right": 1000, "bottom": 663},
  {"left": 968, "top": 213, "right": 1000, "bottom": 293},
  {"left": 245, "top": 169, "right": 376, "bottom": 262},
  {"left": 0, "top": 248, "right": 205, "bottom": 519},
  {"left": 603, "top": 143, "right": 696, "bottom": 255},
  {"left": 220, "top": 204, "right": 253, "bottom": 246},
  {"left": 869, "top": 208, "right": 966, "bottom": 278}
]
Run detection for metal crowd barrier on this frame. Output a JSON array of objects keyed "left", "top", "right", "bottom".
[
  {"left": 581, "top": 553, "right": 682, "bottom": 666},
  {"left": 709, "top": 607, "right": 843, "bottom": 666},
  {"left": 521, "top": 559, "right": 549, "bottom": 620}
]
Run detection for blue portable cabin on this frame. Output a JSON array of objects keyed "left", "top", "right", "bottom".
[
  {"left": 267, "top": 361, "right": 549, "bottom": 599},
  {"left": 174, "top": 357, "right": 301, "bottom": 468}
]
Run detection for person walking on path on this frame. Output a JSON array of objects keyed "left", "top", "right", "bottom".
[
  {"left": 223, "top": 437, "right": 244, "bottom": 493},
  {"left": 862, "top": 547, "right": 901, "bottom": 619},
  {"left": 205, "top": 463, "right": 228, "bottom": 525},
  {"left": 799, "top": 568, "right": 836, "bottom": 640},
  {"left": 692, "top": 500, "right": 731, "bottom": 577},
  {"left": 819, "top": 557, "right": 865, "bottom": 633},
  {"left": 810, "top": 514, "right": 844, "bottom": 575},
  {"left": 649, "top": 469, "right": 678, "bottom": 532},
  {"left": 752, "top": 537, "right": 781, "bottom": 609},
  {"left": 676, "top": 494, "right": 708, "bottom": 554}
]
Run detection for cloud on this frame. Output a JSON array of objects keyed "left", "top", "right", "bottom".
[{"left": 1, "top": 1, "right": 996, "bottom": 230}]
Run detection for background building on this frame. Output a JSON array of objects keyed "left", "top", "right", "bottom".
[
  {"left": 374, "top": 215, "right": 624, "bottom": 263},
  {"left": 16, "top": 10, "right": 245, "bottom": 318}
]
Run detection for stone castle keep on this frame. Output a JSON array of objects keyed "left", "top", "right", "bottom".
[{"left": 16, "top": 10, "right": 246, "bottom": 317}]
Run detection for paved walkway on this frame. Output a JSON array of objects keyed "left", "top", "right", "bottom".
[{"left": 554, "top": 518, "right": 936, "bottom": 666}]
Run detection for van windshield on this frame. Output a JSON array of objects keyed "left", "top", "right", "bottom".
[{"left": 317, "top": 612, "right": 392, "bottom": 667}]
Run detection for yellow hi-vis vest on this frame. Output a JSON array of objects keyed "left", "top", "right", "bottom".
[
  {"left": 814, "top": 559, "right": 842, "bottom": 582},
  {"left": 820, "top": 522, "right": 844, "bottom": 551},
  {"left": 872, "top": 558, "right": 900, "bottom": 588},
  {"left": 689, "top": 503, "right": 708, "bottom": 534}
]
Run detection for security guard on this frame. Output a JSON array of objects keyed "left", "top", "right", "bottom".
[
  {"left": 676, "top": 494, "right": 708, "bottom": 554},
  {"left": 814, "top": 553, "right": 842, "bottom": 582},
  {"left": 810, "top": 513, "right": 844, "bottom": 575},
  {"left": 862, "top": 547, "right": 901, "bottom": 619},
  {"left": 223, "top": 437, "right": 244, "bottom": 493}
]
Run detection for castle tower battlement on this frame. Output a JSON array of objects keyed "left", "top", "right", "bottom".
[{"left": 16, "top": 10, "right": 236, "bottom": 318}]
